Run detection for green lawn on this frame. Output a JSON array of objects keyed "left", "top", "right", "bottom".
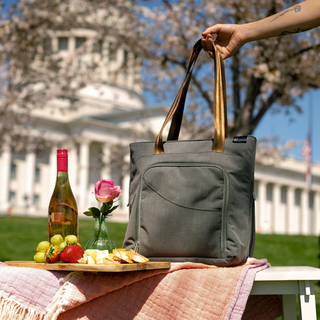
[
  {"left": 0, "top": 216, "right": 127, "bottom": 261},
  {"left": 0, "top": 216, "right": 319, "bottom": 318},
  {"left": 254, "top": 233, "right": 319, "bottom": 268}
]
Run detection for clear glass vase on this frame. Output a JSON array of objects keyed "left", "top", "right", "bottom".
[{"left": 85, "top": 216, "right": 116, "bottom": 252}]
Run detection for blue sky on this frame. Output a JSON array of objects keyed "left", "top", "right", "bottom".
[{"left": 253, "top": 90, "right": 320, "bottom": 163}]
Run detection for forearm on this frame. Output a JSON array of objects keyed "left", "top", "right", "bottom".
[{"left": 243, "top": 0, "right": 320, "bottom": 42}]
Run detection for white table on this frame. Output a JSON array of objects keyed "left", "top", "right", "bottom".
[{"left": 251, "top": 266, "right": 320, "bottom": 320}]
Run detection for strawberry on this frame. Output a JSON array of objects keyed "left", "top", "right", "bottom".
[
  {"left": 45, "top": 245, "right": 60, "bottom": 263},
  {"left": 60, "top": 244, "right": 84, "bottom": 263}
]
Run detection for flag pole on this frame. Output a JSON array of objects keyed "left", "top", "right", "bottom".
[{"left": 309, "top": 92, "right": 313, "bottom": 188}]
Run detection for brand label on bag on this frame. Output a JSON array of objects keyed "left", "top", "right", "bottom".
[{"left": 233, "top": 136, "right": 248, "bottom": 143}]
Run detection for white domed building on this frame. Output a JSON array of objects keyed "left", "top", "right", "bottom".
[{"left": 0, "top": 30, "right": 169, "bottom": 222}]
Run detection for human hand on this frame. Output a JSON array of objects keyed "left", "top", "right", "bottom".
[{"left": 201, "top": 24, "right": 247, "bottom": 59}]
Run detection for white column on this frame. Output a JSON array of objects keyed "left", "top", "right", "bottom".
[
  {"left": 69, "top": 36, "right": 75, "bottom": 53},
  {"left": 314, "top": 192, "right": 320, "bottom": 236},
  {"left": 79, "top": 140, "right": 90, "bottom": 211},
  {"left": 257, "top": 180, "right": 267, "bottom": 233},
  {"left": 0, "top": 145, "right": 11, "bottom": 211},
  {"left": 25, "top": 152, "right": 36, "bottom": 214},
  {"left": 68, "top": 146, "right": 78, "bottom": 197},
  {"left": 309, "top": 192, "right": 315, "bottom": 235},
  {"left": 48, "top": 148, "right": 57, "bottom": 199},
  {"left": 16, "top": 160, "right": 25, "bottom": 209},
  {"left": 122, "top": 152, "right": 130, "bottom": 211},
  {"left": 301, "top": 189, "right": 309, "bottom": 235},
  {"left": 121, "top": 174, "right": 130, "bottom": 210},
  {"left": 287, "top": 187, "right": 297, "bottom": 234},
  {"left": 52, "top": 36, "right": 58, "bottom": 51}
]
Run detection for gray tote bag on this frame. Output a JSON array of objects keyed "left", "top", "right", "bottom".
[{"left": 123, "top": 39, "right": 256, "bottom": 266}]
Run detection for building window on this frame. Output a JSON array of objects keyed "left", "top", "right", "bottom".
[
  {"left": 93, "top": 39, "right": 103, "bottom": 53},
  {"left": 33, "top": 194, "right": 40, "bottom": 209},
  {"left": 124, "top": 50, "right": 128, "bottom": 65},
  {"left": 75, "top": 37, "right": 86, "bottom": 49},
  {"left": 9, "top": 191, "right": 16, "bottom": 206},
  {"left": 77, "top": 58, "right": 82, "bottom": 69},
  {"left": 43, "top": 38, "right": 52, "bottom": 55},
  {"left": 10, "top": 162, "right": 17, "bottom": 180},
  {"left": 35, "top": 166, "right": 41, "bottom": 183},
  {"left": 295, "top": 189, "right": 301, "bottom": 206},
  {"left": 281, "top": 186, "right": 287, "bottom": 204},
  {"left": 109, "top": 43, "right": 117, "bottom": 61},
  {"left": 266, "top": 184, "right": 273, "bottom": 202},
  {"left": 58, "top": 37, "right": 69, "bottom": 50}
]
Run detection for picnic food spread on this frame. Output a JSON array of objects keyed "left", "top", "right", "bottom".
[
  {"left": 78, "top": 248, "right": 149, "bottom": 265},
  {"left": 34, "top": 234, "right": 149, "bottom": 265}
]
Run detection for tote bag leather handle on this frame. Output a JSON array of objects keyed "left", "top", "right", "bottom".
[{"left": 154, "top": 39, "right": 228, "bottom": 154}]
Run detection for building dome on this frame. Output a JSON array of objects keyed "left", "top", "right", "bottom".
[{"left": 77, "top": 83, "right": 146, "bottom": 111}]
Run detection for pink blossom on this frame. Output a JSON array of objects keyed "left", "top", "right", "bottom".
[{"left": 94, "top": 179, "right": 122, "bottom": 203}]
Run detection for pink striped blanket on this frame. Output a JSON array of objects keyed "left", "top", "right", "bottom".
[{"left": 0, "top": 259, "right": 282, "bottom": 320}]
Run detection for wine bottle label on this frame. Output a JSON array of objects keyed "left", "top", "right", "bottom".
[{"left": 52, "top": 211, "right": 63, "bottom": 224}]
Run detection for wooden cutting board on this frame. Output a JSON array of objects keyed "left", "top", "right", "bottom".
[{"left": 4, "top": 261, "right": 171, "bottom": 273}]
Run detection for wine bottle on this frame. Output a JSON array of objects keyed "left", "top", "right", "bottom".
[{"left": 48, "top": 149, "right": 78, "bottom": 242}]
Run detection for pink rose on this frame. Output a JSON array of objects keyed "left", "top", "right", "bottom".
[{"left": 94, "top": 179, "right": 122, "bottom": 203}]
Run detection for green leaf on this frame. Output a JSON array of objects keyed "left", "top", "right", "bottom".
[
  {"left": 102, "top": 213, "right": 113, "bottom": 218},
  {"left": 88, "top": 207, "right": 101, "bottom": 218},
  {"left": 108, "top": 205, "right": 119, "bottom": 214},
  {"left": 83, "top": 211, "right": 94, "bottom": 217},
  {"left": 102, "top": 206, "right": 119, "bottom": 219}
]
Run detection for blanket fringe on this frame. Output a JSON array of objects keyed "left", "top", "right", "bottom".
[
  {"left": 0, "top": 296, "right": 45, "bottom": 320},
  {"left": 59, "top": 271, "right": 83, "bottom": 284},
  {"left": 45, "top": 272, "right": 81, "bottom": 320}
]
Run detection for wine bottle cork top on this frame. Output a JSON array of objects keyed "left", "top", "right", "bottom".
[
  {"left": 57, "top": 149, "right": 68, "bottom": 158},
  {"left": 57, "top": 149, "right": 68, "bottom": 171}
]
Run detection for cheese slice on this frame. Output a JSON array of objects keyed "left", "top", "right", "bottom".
[
  {"left": 87, "top": 256, "right": 96, "bottom": 264},
  {"left": 77, "top": 257, "right": 87, "bottom": 264}
]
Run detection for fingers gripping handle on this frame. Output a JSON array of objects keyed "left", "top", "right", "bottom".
[{"left": 154, "top": 39, "right": 228, "bottom": 154}]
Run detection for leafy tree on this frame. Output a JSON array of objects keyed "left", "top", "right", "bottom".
[
  {"left": 1, "top": 0, "right": 319, "bottom": 152},
  {"left": 0, "top": 0, "right": 140, "bottom": 151},
  {"left": 137, "top": 0, "right": 320, "bottom": 138}
]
